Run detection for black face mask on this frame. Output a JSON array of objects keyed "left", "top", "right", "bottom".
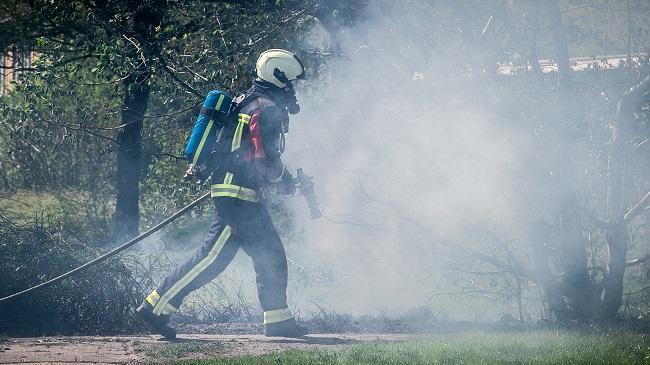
[
  {"left": 283, "top": 87, "right": 300, "bottom": 115},
  {"left": 273, "top": 68, "right": 300, "bottom": 115},
  {"left": 251, "top": 78, "right": 300, "bottom": 115}
]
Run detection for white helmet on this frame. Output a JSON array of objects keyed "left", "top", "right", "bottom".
[{"left": 255, "top": 49, "right": 305, "bottom": 88}]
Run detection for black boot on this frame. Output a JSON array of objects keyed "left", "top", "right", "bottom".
[
  {"left": 135, "top": 303, "right": 177, "bottom": 339},
  {"left": 264, "top": 318, "right": 309, "bottom": 338}
]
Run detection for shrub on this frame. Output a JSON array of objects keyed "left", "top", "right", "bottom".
[{"left": 0, "top": 215, "right": 141, "bottom": 336}]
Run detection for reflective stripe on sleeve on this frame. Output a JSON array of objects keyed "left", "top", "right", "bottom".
[{"left": 263, "top": 308, "right": 294, "bottom": 325}]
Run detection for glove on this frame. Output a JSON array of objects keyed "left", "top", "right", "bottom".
[
  {"left": 183, "top": 164, "right": 195, "bottom": 181},
  {"left": 183, "top": 163, "right": 210, "bottom": 183},
  {"left": 276, "top": 168, "right": 296, "bottom": 197}
]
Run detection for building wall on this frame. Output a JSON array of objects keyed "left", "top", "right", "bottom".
[{"left": 1, "top": 49, "right": 32, "bottom": 96}]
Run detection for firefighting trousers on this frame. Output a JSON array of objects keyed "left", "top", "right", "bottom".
[{"left": 144, "top": 198, "right": 289, "bottom": 317}]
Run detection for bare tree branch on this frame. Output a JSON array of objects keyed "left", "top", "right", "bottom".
[
  {"left": 624, "top": 191, "right": 650, "bottom": 223},
  {"left": 157, "top": 55, "right": 203, "bottom": 98},
  {"left": 43, "top": 119, "right": 119, "bottom": 144},
  {"left": 626, "top": 254, "right": 650, "bottom": 267},
  {"left": 246, "top": 2, "right": 312, "bottom": 46},
  {"left": 479, "top": 0, "right": 504, "bottom": 41}
]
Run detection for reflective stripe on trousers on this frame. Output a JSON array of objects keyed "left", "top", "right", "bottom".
[
  {"left": 152, "top": 225, "right": 233, "bottom": 315},
  {"left": 263, "top": 308, "right": 294, "bottom": 324},
  {"left": 144, "top": 196, "right": 289, "bottom": 322},
  {"left": 145, "top": 290, "right": 178, "bottom": 315}
]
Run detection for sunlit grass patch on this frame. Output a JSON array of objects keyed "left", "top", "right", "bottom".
[
  {"left": 173, "top": 331, "right": 650, "bottom": 365},
  {"left": 0, "top": 190, "right": 62, "bottom": 223}
]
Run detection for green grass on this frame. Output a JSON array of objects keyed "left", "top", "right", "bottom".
[
  {"left": 0, "top": 190, "right": 62, "bottom": 222},
  {"left": 173, "top": 331, "right": 650, "bottom": 365}
]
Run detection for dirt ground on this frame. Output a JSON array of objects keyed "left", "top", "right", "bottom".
[{"left": 0, "top": 333, "right": 416, "bottom": 364}]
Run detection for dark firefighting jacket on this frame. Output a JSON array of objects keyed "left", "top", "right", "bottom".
[{"left": 209, "top": 80, "right": 290, "bottom": 203}]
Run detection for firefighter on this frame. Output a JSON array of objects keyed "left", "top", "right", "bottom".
[{"left": 136, "top": 49, "right": 308, "bottom": 339}]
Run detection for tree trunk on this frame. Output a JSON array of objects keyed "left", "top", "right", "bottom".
[
  {"left": 113, "top": 69, "right": 150, "bottom": 241},
  {"left": 602, "top": 223, "right": 628, "bottom": 318},
  {"left": 541, "top": 0, "right": 596, "bottom": 321},
  {"left": 529, "top": 219, "right": 571, "bottom": 321},
  {"left": 527, "top": 0, "right": 544, "bottom": 79},
  {"left": 112, "top": 6, "right": 160, "bottom": 241},
  {"left": 558, "top": 198, "right": 595, "bottom": 320},
  {"left": 601, "top": 76, "right": 650, "bottom": 318},
  {"left": 543, "top": 0, "right": 572, "bottom": 88}
]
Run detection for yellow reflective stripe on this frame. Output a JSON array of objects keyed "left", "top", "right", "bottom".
[
  {"left": 231, "top": 113, "right": 251, "bottom": 152},
  {"left": 215, "top": 93, "right": 225, "bottom": 111},
  {"left": 191, "top": 95, "right": 226, "bottom": 164},
  {"left": 210, "top": 184, "right": 259, "bottom": 203},
  {"left": 211, "top": 184, "right": 258, "bottom": 197},
  {"left": 231, "top": 122, "right": 244, "bottom": 151},
  {"left": 153, "top": 226, "right": 232, "bottom": 315},
  {"left": 192, "top": 120, "right": 214, "bottom": 165},
  {"left": 145, "top": 290, "right": 160, "bottom": 307},
  {"left": 211, "top": 191, "right": 258, "bottom": 203},
  {"left": 239, "top": 114, "right": 251, "bottom": 123},
  {"left": 263, "top": 308, "right": 293, "bottom": 324},
  {"left": 160, "top": 302, "right": 178, "bottom": 315},
  {"left": 210, "top": 171, "right": 258, "bottom": 203},
  {"left": 224, "top": 172, "right": 233, "bottom": 185},
  {"left": 212, "top": 184, "right": 255, "bottom": 190}
]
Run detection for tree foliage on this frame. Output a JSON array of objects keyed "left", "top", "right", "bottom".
[
  {"left": 0, "top": 0, "right": 648, "bottom": 335},
  {"left": 0, "top": 0, "right": 328, "bottom": 239}
]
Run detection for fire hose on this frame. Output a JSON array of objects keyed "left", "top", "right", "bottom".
[
  {"left": 0, "top": 168, "right": 321, "bottom": 303},
  {"left": 0, "top": 192, "right": 212, "bottom": 303}
]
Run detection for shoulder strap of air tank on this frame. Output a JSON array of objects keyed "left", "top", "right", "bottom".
[{"left": 229, "top": 93, "right": 247, "bottom": 114}]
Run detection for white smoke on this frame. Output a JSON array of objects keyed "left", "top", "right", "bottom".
[{"left": 283, "top": 1, "right": 533, "bottom": 319}]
